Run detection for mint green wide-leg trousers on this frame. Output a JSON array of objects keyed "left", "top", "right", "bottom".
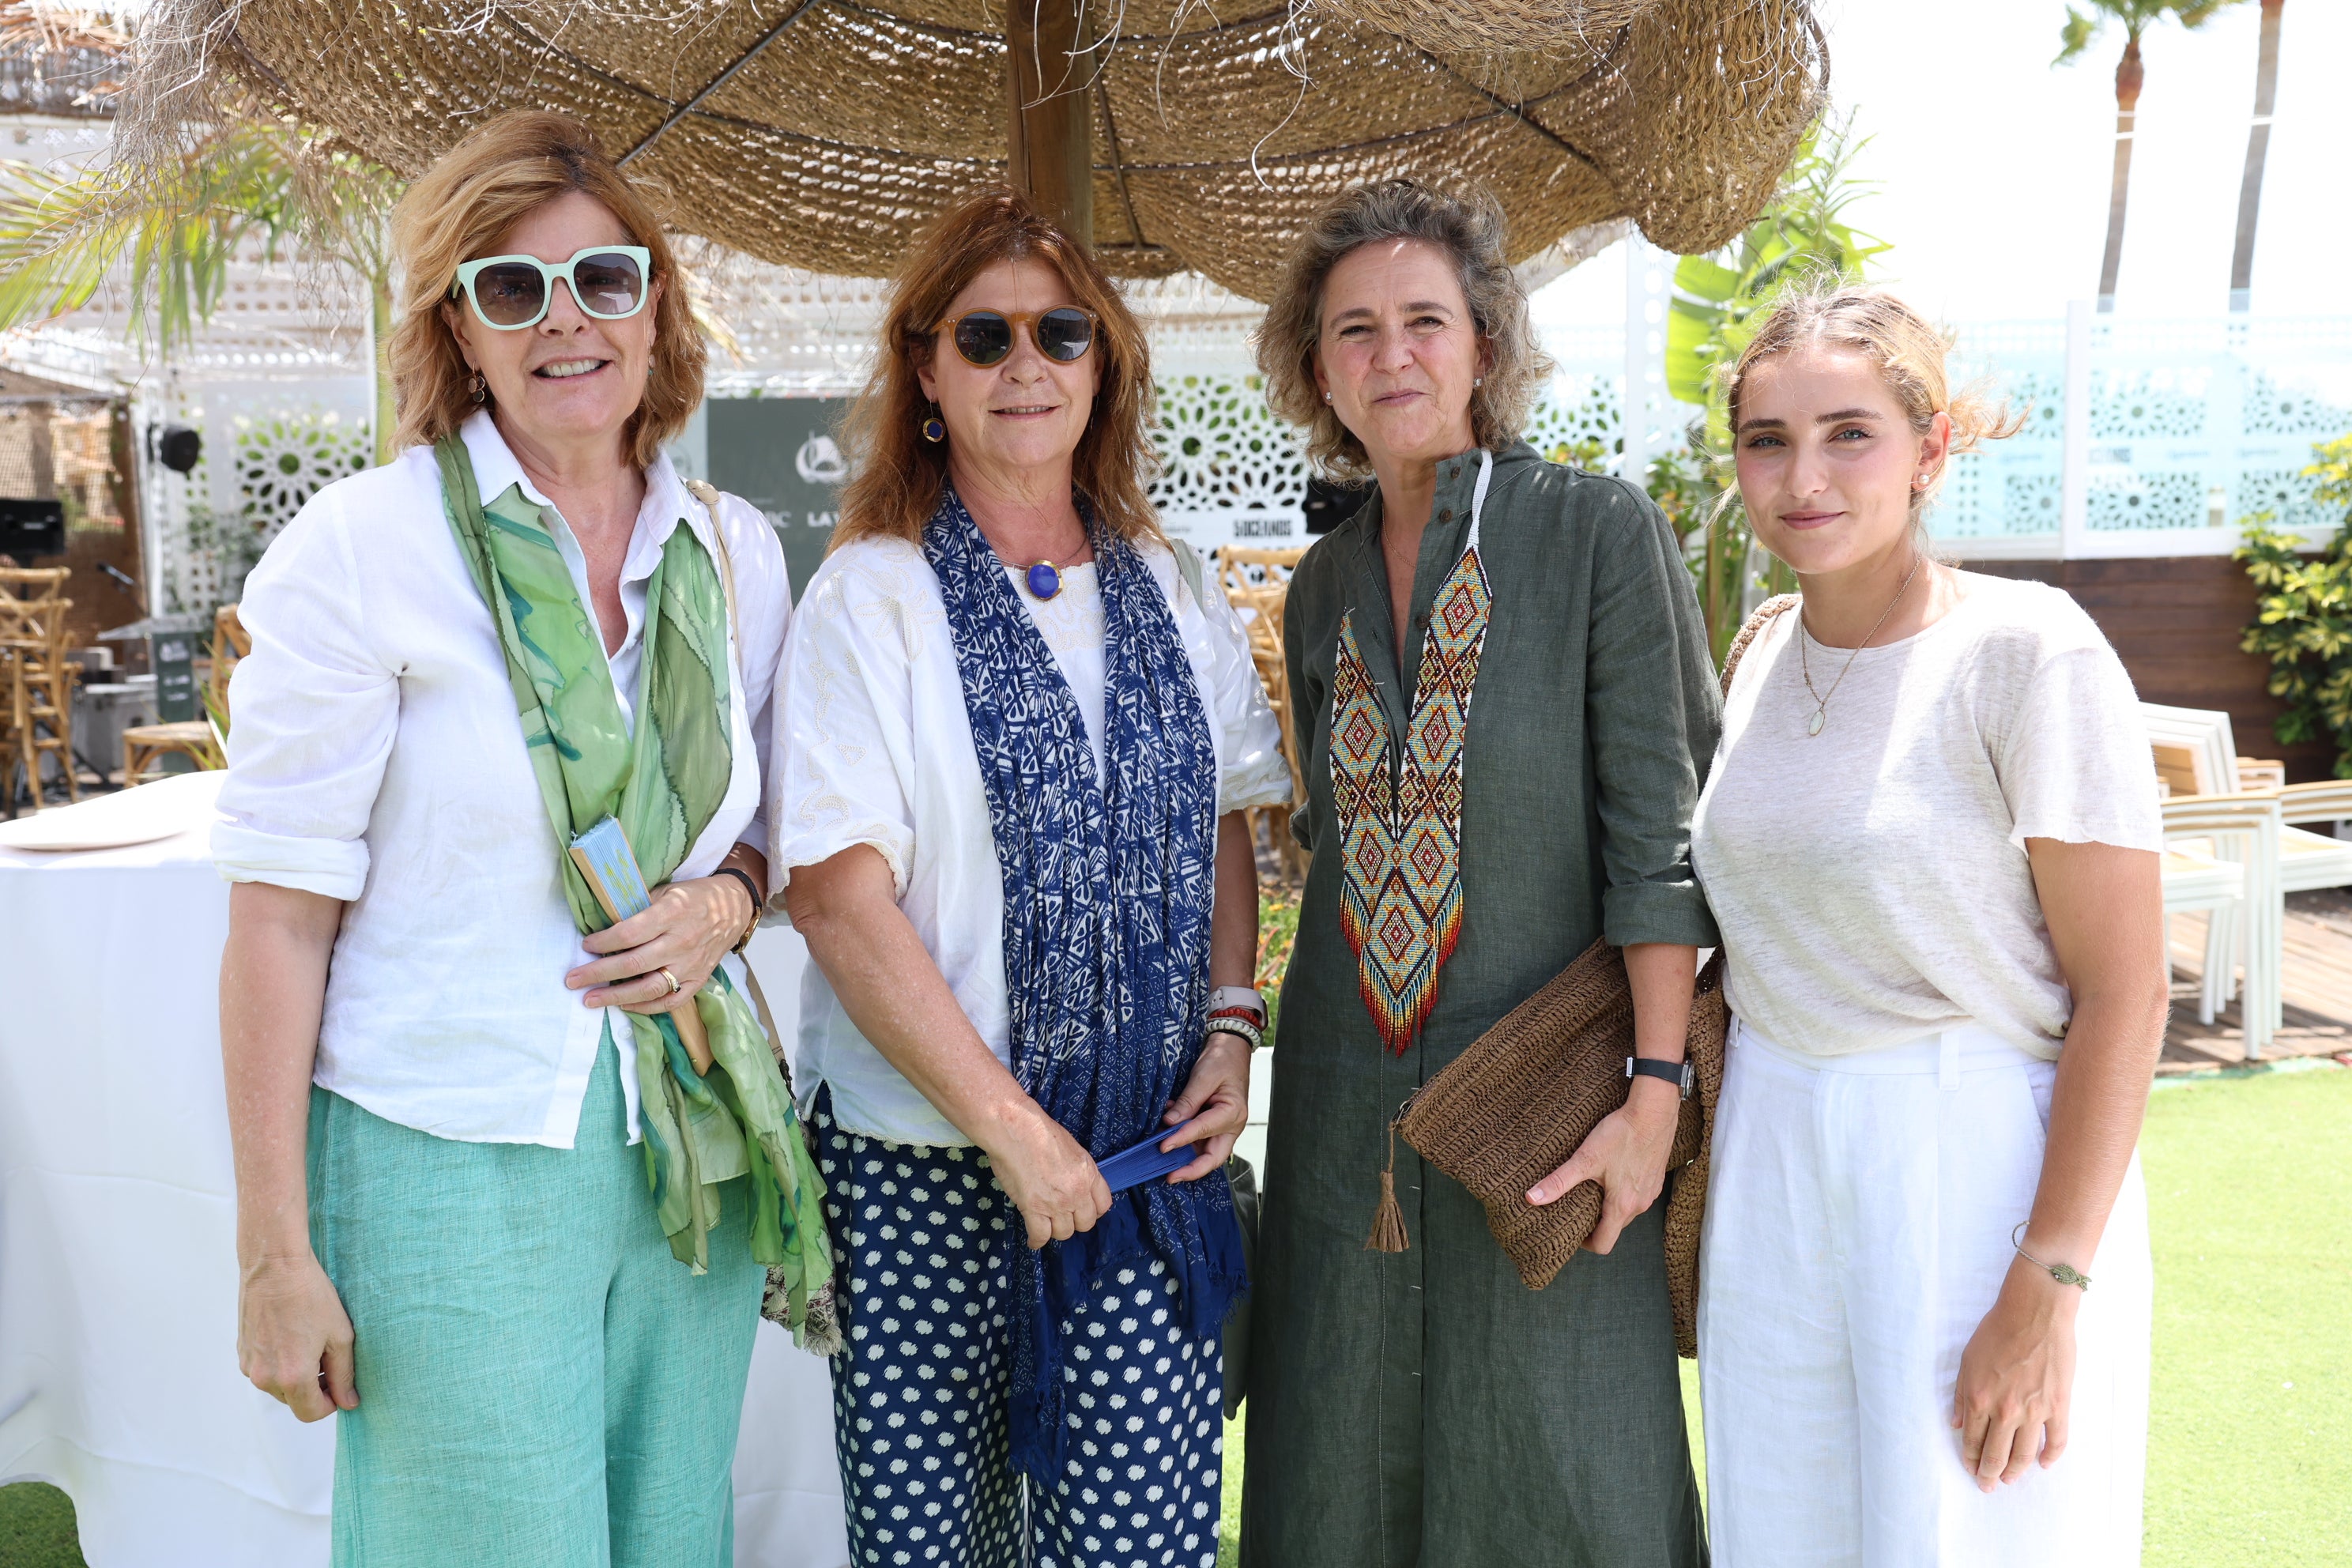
[{"left": 306, "top": 1031, "right": 764, "bottom": 1567}]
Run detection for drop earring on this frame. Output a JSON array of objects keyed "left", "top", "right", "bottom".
[
  {"left": 469, "top": 371, "right": 487, "bottom": 404},
  {"left": 921, "top": 407, "right": 947, "bottom": 443}
]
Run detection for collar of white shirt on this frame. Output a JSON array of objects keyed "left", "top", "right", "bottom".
[
  {"left": 458, "top": 409, "right": 697, "bottom": 560},
  {"left": 457, "top": 409, "right": 709, "bottom": 729}
]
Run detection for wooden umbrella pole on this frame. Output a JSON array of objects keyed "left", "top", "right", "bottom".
[{"left": 1006, "top": 0, "right": 1094, "bottom": 248}]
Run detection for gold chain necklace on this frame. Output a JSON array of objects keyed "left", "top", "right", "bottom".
[{"left": 1798, "top": 554, "right": 1922, "bottom": 737}]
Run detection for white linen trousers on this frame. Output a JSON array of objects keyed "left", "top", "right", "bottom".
[{"left": 1697, "top": 1017, "right": 2152, "bottom": 1567}]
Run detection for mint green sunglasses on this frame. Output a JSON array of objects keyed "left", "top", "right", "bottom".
[{"left": 449, "top": 244, "right": 653, "bottom": 330}]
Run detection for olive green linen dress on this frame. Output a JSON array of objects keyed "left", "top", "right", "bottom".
[{"left": 1241, "top": 443, "right": 1720, "bottom": 1568}]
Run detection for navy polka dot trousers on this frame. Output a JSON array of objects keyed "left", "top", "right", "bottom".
[{"left": 816, "top": 1102, "right": 1224, "bottom": 1568}]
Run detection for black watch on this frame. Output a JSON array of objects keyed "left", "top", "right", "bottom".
[
  {"left": 714, "top": 865, "right": 764, "bottom": 952},
  {"left": 1626, "top": 1057, "right": 1694, "bottom": 1100}
]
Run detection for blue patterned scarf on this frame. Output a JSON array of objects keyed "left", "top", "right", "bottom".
[{"left": 922, "top": 488, "right": 1246, "bottom": 1484}]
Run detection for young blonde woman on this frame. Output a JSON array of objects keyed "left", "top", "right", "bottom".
[{"left": 1690, "top": 288, "right": 2168, "bottom": 1566}]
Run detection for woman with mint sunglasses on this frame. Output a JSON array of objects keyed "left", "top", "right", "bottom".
[{"left": 213, "top": 111, "right": 829, "bottom": 1567}]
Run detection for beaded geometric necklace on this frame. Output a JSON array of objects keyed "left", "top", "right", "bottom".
[{"left": 1329, "top": 450, "right": 1494, "bottom": 1054}]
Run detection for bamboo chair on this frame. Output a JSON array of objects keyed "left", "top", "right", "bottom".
[
  {"left": 0, "top": 567, "right": 81, "bottom": 808},
  {"left": 2162, "top": 790, "right": 2282, "bottom": 1058},
  {"left": 122, "top": 602, "right": 246, "bottom": 786},
  {"left": 1216, "top": 547, "right": 1310, "bottom": 881}
]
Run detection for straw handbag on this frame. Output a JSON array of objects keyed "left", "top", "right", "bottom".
[{"left": 1381, "top": 594, "right": 1793, "bottom": 1357}]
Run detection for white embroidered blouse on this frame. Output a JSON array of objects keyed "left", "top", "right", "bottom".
[{"left": 771, "top": 532, "right": 1293, "bottom": 1146}]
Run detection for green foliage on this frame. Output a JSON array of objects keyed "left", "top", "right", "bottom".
[
  {"left": 1663, "top": 124, "right": 1888, "bottom": 442},
  {"left": 0, "top": 119, "right": 399, "bottom": 346},
  {"left": 2237, "top": 435, "right": 2352, "bottom": 776},
  {"left": 1658, "top": 122, "right": 1883, "bottom": 661},
  {"left": 1537, "top": 434, "right": 1611, "bottom": 471},
  {"left": 2055, "top": 0, "right": 2245, "bottom": 65},
  {"left": 0, "top": 119, "right": 404, "bottom": 458}
]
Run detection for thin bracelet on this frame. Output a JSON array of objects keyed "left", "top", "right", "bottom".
[
  {"left": 713, "top": 865, "right": 764, "bottom": 952},
  {"left": 2011, "top": 1221, "right": 2091, "bottom": 1290},
  {"left": 1206, "top": 1016, "right": 1264, "bottom": 1050}
]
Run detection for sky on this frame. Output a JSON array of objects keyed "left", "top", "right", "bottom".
[{"left": 1533, "top": 0, "right": 2346, "bottom": 330}]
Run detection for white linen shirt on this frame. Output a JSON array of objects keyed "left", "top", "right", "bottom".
[
  {"left": 212, "top": 409, "right": 790, "bottom": 1148},
  {"left": 772, "top": 533, "right": 1292, "bottom": 1147}
]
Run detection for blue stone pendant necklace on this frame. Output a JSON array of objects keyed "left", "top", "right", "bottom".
[{"left": 1023, "top": 559, "right": 1067, "bottom": 601}]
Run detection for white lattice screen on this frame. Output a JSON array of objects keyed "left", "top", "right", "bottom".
[
  {"left": 1939, "top": 316, "right": 2352, "bottom": 556},
  {"left": 22, "top": 242, "right": 2349, "bottom": 582}
]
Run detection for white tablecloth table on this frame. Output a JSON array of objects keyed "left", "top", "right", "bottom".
[{"left": 0, "top": 785, "right": 848, "bottom": 1567}]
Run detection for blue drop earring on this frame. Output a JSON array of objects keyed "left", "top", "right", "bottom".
[{"left": 921, "top": 408, "right": 946, "bottom": 443}]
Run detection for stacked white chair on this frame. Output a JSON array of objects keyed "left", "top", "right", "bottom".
[
  {"left": 2138, "top": 702, "right": 2350, "bottom": 1058},
  {"left": 2275, "top": 779, "right": 2352, "bottom": 905}
]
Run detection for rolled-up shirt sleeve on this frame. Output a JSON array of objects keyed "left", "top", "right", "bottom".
[
  {"left": 1190, "top": 560, "right": 1295, "bottom": 815},
  {"left": 769, "top": 547, "right": 922, "bottom": 898},
  {"left": 211, "top": 491, "right": 398, "bottom": 901},
  {"left": 1583, "top": 477, "right": 1723, "bottom": 950}
]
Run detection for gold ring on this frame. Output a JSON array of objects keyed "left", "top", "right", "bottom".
[{"left": 658, "top": 966, "right": 682, "bottom": 996}]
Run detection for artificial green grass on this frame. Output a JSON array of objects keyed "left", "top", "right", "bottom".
[
  {"left": 0, "top": 1482, "right": 85, "bottom": 1568},
  {"left": 1212, "top": 1065, "right": 2349, "bottom": 1566},
  {"left": 1219, "top": 1415, "right": 1244, "bottom": 1568},
  {"left": 12, "top": 1069, "right": 2343, "bottom": 1566},
  {"left": 2140, "top": 1066, "right": 2352, "bottom": 1566}
]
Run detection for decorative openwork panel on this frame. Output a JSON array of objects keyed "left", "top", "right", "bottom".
[
  {"left": 233, "top": 409, "right": 371, "bottom": 527},
  {"left": 1940, "top": 316, "right": 2352, "bottom": 552},
  {"left": 149, "top": 387, "right": 372, "bottom": 616},
  {"left": 1146, "top": 369, "right": 1314, "bottom": 550},
  {"left": 1523, "top": 374, "right": 1623, "bottom": 469}
]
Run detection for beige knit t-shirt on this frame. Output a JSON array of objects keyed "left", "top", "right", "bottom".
[{"left": 1690, "top": 575, "right": 2164, "bottom": 1058}]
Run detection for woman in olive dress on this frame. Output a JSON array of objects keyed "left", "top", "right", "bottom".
[{"left": 1241, "top": 179, "right": 1718, "bottom": 1568}]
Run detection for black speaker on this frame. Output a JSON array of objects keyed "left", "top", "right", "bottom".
[
  {"left": 153, "top": 424, "right": 202, "bottom": 474},
  {"left": 0, "top": 498, "right": 65, "bottom": 559},
  {"left": 1302, "top": 475, "right": 1370, "bottom": 535}
]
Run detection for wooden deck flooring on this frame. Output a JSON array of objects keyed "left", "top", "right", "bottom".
[{"left": 2164, "top": 891, "right": 2352, "bottom": 1072}]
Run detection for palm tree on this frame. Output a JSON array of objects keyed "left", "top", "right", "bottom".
[
  {"left": 2057, "top": 0, "right": 2246, "bottom": 313},
  {"left": 0, "top": 116, "right": 405, "bottom": 460},
  {"left": 2228, "top": 0, "right": 2284, "bottom": 311}
]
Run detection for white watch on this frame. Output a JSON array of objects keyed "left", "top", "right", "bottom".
[{"left": 1208, "top": 985, "right": 1266, "bottom": 1023}]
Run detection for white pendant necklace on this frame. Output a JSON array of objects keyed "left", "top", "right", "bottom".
[{"left": 1798, "top": 553, "right": 1922, "bottom": 737}]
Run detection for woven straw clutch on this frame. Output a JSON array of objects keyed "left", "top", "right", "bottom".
[
  {"left": 1391, "top": 943, "right": 1727, "bottom": 1353},
  {"left": 1370, "top": 595, "right": 1783, "bottom": 1356}
]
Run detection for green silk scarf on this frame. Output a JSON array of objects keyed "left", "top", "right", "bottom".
[{"left": 434, "top": 437, "right": 834, "bottom": 1345}]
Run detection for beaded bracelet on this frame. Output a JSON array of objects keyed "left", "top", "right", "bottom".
[{"left": 1205, "top": 1012, "right": 1264, "bottom": 1050}]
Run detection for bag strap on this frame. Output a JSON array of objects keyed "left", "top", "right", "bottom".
[
  {"left": 685, "top": 475, "right": 793, "bottom": 1076},
  {"left": 741, "top": 956, "right": 793, "bottom": 1073},
  {"left": 682, "top": 477, "right": 742, "bottom": 658},
  {"left": 1170, "top": 536, "right": 1208, "bottom": 607},
  {"left": 1719, "top": 594, "right": 1800, "bottom": 699}
]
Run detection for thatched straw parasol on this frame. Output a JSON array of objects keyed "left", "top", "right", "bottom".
[{"left": 119, "top": 0, "right": 1826, "bottom": 302}]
